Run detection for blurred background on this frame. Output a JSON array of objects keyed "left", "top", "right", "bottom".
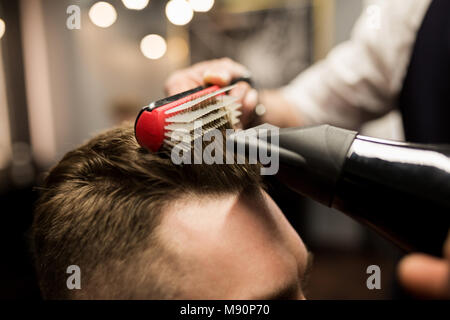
[{"left": 0, "top": 0, "right": 407, "bottom": 299}]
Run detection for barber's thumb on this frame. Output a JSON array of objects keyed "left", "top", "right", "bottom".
[
  {"left": 203, "top": 70, "right": 232, "bottom": 86},
  {"left": 397, "top": 253, "right": 450, "bottom": 299}
]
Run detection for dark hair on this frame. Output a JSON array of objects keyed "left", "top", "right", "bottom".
[{"left": 31, "top": 123, "right": 262, "bottom": 299}]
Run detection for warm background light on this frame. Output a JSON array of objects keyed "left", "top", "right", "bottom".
[
  {"left": 121, "top": 0, "right": 149, "bottom": 10},
  {"left": 140, "top": 34, "right": 167, "bottom": 60},
  {"left": 188, "top": 0, "right": 214, "bottom": 12},
  {"left": 0, "top": 19, "right": 5, "bottom": 39},
  {"left": 165, "top": 0, "right": 194, "bottom": 26},
  {"left": 167, "top": 36, "right": 189, "bottom": 63},
  {"left": 89, "top": 2, "right": 117, "bottom": 28}
]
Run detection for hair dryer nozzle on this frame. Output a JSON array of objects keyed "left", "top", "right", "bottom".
[{"left": 231, "top": 124, "right": 357, "bottom": 206}]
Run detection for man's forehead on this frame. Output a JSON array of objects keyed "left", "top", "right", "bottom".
[
  {"left": 161, "top": 193, "right": 239, "bottom": 236},
  {"left": 159, "top": 190, "right": 280, "bottom": 245}
]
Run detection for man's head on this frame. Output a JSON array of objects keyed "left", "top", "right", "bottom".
[{"left": 32, "top": 124, "right": 310, "bottom": 299}]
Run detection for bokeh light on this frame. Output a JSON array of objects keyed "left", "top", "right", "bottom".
[
  {"left": 0, "top": 19, "right": 5, "bottom": 39},
  {"left": 121, "top": 0, "right": 149, "bottom": 10},
  {"left": 165, "top": 0, "right": 194, "bottom": 26},
  {"left": 89, "top": 2, "right": 117, "bottom": 28},
  {"left": 140, "top": 34, "right": 167, "bottom": 60},
  {"left": 188, "top": 0, "right": 214, "bottom": 12}
]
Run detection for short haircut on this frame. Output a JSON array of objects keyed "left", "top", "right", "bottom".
[{"left": 31, "top": 124, "right": 262, "bottom": 299}]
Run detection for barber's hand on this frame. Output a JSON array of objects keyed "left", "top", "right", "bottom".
[
  {"left": 397, "top": 231, "right": 450, "bottom": 299},
  {"left": 165, "top": 58, "right": 259, "bottom": 127}
]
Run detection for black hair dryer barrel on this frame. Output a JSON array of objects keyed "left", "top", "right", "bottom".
[{"left": 236, "top": 124, "right": 450, "bottom": 256}]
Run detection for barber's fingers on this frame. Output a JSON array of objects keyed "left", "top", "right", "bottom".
[
  {"left": 165, "top": 69, "right": 204, "bottom": 95},
  {"left": 203, "top": 58, "right": 250, "bottom": 86},
  {"left": 165, "top": 58, "right": 250, "bottom": 95},
  {"left": 397, "top": 253, "right": 450, "bottom": 299}
]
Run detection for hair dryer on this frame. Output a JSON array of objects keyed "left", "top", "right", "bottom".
[{"left": 232, "top": 124, "right": 450, "bottom": 256}]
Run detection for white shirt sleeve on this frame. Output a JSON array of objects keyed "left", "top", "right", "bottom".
[{"left": 281, "top": 0, "right": 431, "bottom": 129}]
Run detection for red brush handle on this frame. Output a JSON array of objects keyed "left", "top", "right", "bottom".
[{"left": 135, "top": 85, "right": 220, "bottom": 152}]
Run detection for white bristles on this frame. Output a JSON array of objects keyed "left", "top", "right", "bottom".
[
  {"left": 164, "top": 117, "right": 229, "bottom": 142},
  {"left": 227, "top": 102, "right": 241, "bottom": 111},
  {"left": 165, "top": 109, "right": 228, "bottom": 133},
  {"left": 230, "top": 110, "right": 242, "bottom": 125},
  {"left": 163, "top": 138, "right": 190, "bottom": 153},
  {"left": 165, "top": 84, "right": 237, "bottom": 115},
  {"left": 162, "top": 83, "right": 243, "bottom": 151},
  {"left": 166, "top": 95, "right": 238, "bottom": 123}
]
